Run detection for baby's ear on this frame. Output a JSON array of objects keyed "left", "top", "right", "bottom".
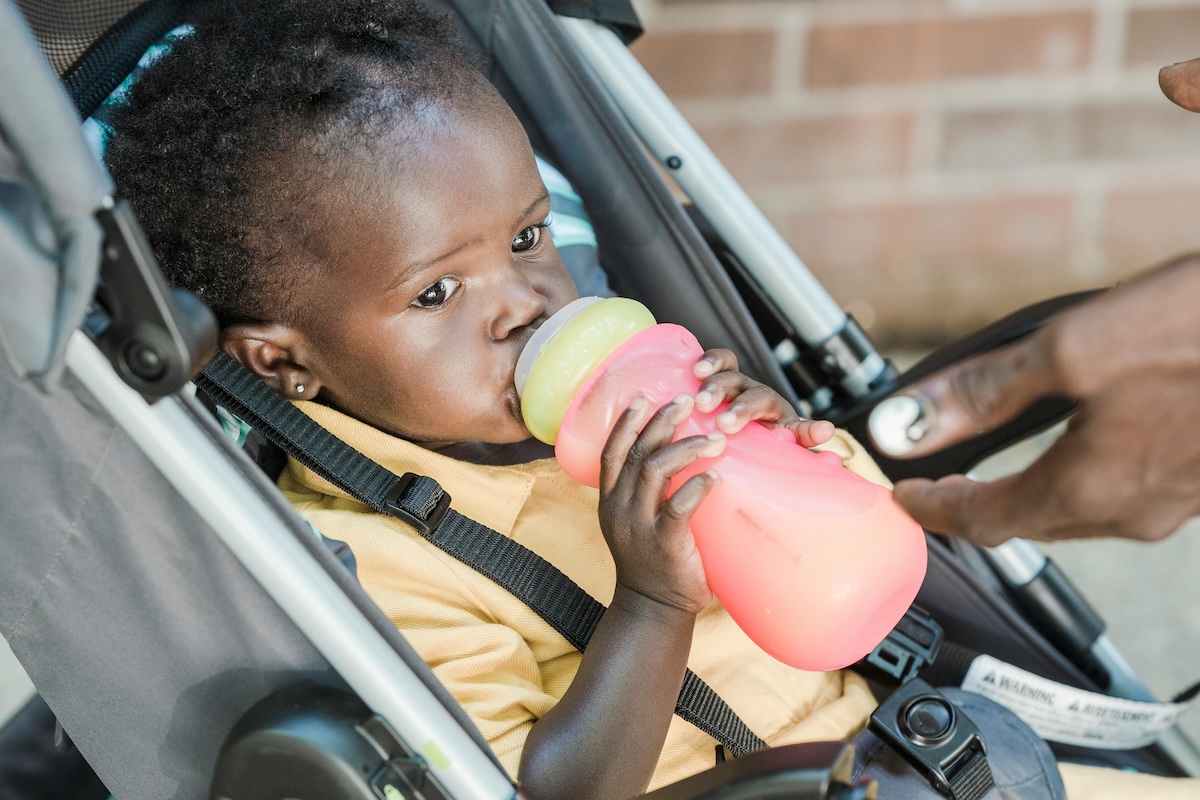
[{"left": 220, "top": 323, "right": 321, "bottom": 401}]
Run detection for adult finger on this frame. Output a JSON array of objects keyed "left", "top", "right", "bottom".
[
  {"left": 892, "top": 475, "right": 1031, "bottom": 546},
  {"left": 868, "top": 330, "right": 1063, "bottom": 459},
  {"left": 892, "top": 418, "right": 1120, "bottom": 544},
  {"left": 1160, "top": 58, "right": 1200, "bottom": 112}
]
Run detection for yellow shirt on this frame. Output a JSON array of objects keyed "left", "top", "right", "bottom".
[{"left": 279, "top": 402, "right": 882, "bottom": 790}]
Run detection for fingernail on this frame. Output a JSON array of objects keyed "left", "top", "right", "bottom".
[
  {"left": 629, "top": 395, "right": 647, "bottom": 412},
  {"left": 694, "top": 390, "right": 713, "bottom": 407},
  {"left": 1164, "top": 62, "right": 1178, "bottom": 69},
  {"left": 717, "top": 411, "right": 737, "bottom": 428},
  {"left": 868, "top": 394, "right": 935, "bottom": 456},
  {"left": 705, "top": 469, "right": 721, "bottom": 481},
  {"left": 706, "top": 431, "right": 725, "bottom": 442},
  {"left": 671, "top": 393, "right": 694, "bottom": 421},
  {"left": 694, "top": 360, "right": 715, "bottom": 376}
]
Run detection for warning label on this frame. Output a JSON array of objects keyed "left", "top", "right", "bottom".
[{"left": 961, "top": 655, "right": 1193, "bottom": 750}]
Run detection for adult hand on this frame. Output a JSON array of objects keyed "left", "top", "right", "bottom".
[{"left": 873, "top": 256, "right": 1200, "bottom": 546}]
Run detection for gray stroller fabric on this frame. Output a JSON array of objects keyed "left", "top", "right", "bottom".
[
  {"left": 852, "top": 688, "right": 1067, "bottom": 799},
  {"left": 0, "top": 0, "right": 110, "bottom": 389},
  {"left": 0, "top": 358, "right": 343, "bottom": 799}
]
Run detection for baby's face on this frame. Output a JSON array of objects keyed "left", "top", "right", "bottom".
[{"left": 292, "top": 99, "right": 579, "bottom": 445}]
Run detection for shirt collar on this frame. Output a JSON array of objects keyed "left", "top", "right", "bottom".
[{"left": 284, "top": 401, "right": 561, "bottom": 538}]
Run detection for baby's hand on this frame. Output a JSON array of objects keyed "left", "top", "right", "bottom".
[
  {"left": 598, "top": 394, "right": 726, "bottom": 615},
  {"left": 692, "top": 349, "right": 834, "bottom": 447}
]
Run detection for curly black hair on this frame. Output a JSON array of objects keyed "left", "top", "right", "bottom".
[{"left": 105, "top": 0, "right": 488, "bottom": 326}]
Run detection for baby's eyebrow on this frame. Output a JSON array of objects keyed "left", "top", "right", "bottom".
[
  {"left": 386, "top": 188, "right": 553, "bottom": 294},
  {"left": 386, "top": 240, "right": 473, "bottom": 295},
  {"left": 518, "top": 188, "right": 551, "bottom": 222}
]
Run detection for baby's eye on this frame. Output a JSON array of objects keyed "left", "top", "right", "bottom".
[
  {"left": 411, "top": 277, "right": 462, "bottom": 309},
  {"left": 512, "top": 224, "right": 545, "bottom": 253}
]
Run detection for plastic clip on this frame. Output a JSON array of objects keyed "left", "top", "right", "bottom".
[
  {"left": 869, "top": 679, "right": 994, "bottom": 800},
  {"left": 383, "top": 473, "right": 452, "bottom": 536},
  {"left": 858, "top": 604, "right": 943, "bottom": 685}
]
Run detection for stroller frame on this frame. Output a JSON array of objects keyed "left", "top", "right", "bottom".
[
  {"left": 558, "top": 15, "right": 1200, "bottom": 776},
  {"left": 62, "top": 332, "right": 514, "bottom": 800},
  {"left": 2, "top": 0, "right": 1198, "bottom": 795}
]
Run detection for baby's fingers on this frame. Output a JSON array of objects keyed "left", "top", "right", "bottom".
[
  {"left": 602, "top": 394, "right": 697, "bottom": 499},
  {"left": 712, "top": 384, "right": 794, "bottom": 434},
  {"left": 693, "top": 348, "right": 738, "bottom": 380},
  {"left": 633, "top": 432, "right": 727, "bottom": 516},
  {"left": 599, "top": 395, "right": 651, "bottom": 496},
  {"left": 783, "top": 418, "right": 836, "bottom": 448},
  {"left": 660, "top": 470, "right": 721, "bottom": 528}
]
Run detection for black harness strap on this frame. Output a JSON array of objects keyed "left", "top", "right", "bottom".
[{"left": 197, "top": 352, "right": 767, "bottom": 756}]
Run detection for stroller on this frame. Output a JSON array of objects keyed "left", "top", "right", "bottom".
[{"left": 1, "top": 0, "right": 1197, "bottom": 797}]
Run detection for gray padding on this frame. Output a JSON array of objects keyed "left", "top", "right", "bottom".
[
  {"left": 0, "top": 357, "right": 341, "bottom": 799},
  {"left": 851, "top": 688, "right": 1067, "bottom": 799},
  {"left": 0, "top": 0, "right": 110, "bottom": 387}
]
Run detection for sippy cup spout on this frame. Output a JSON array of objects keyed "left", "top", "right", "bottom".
[
  {"left": 515, "top": 297, "right": 604, "bottom": 398},
  {"left": 517, "top": 296, "right": 657, "bottom": 445}
]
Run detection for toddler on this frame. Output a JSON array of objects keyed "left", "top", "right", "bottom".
[{"left": 104, "top": 1, "right": 1197, "bottom": 797}]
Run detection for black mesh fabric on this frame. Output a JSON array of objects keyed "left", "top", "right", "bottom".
[{"left": 17, "top": 0, "right": 146, "bottom": 75}]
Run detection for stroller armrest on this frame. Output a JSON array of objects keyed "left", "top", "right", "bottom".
[
  {"left": 636, "top": 741, "right": 871, "bottom": 800},
  {"left": 211, "top": 682, "right": 872, "bottom": 800},
  {"left": 826, "top": 289, "right": 1104, "bottom": 481}
]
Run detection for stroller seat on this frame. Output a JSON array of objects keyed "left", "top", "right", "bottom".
[{"left": 1, "top": 0, "right": 1198, "bottom": 797}]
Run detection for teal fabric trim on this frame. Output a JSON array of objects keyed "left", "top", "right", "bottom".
[
  {"left": 83, "top": 24, "right": 194, "bottom": 157},
  {"left": 214, "top": 405, "right": 252, "bottom": 448},
  {"left": 547, "top": 211, "right": 597, "bottom": 249}
]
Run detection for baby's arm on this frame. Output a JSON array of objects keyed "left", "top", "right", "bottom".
[
  {"left": 517, "top": 393, "right": 720, "bottom": 799},
  {"left": 518, "top": 353, "right": 825, "bottom": 800}
]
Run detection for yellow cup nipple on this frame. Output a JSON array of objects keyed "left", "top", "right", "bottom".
[{"left": 518, "top": 297, "right": 656, "bottom": 444}]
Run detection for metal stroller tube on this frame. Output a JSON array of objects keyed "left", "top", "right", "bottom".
[
  {"left": 558, "top": 17, "right": 887, "bottom": 399},
  {"left": 63, "top": 330, "right": 516, "bottom": 800},
  {"left": 983, "top": 537, "right": 1200, "bottom": 775}
]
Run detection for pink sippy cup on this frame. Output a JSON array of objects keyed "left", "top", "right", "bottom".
[{"left": 515, "top": 297, "right": 927, "bottom": 671}]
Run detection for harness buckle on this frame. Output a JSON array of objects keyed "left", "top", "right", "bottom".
[
  {"left": 869, "top": 678, "right": 994, "bottom": 800},
  {"left": 383, "top": 473, "right": 452, "bottom": 536},
  {"left": 858, "top": 604, "right": 944, "bottom": 685}
]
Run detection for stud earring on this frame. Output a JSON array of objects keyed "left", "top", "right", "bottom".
[{"left": 295, "top": 384, "right": 306, "bottom": 395}]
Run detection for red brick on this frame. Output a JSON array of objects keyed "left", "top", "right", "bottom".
[
  {"left": 1124, "top": 6, "right": 1200, "bottom": 68},
  {"left": 784, "top": 195, "right": 1077, "bottom": 344},
  {"left": 1083, "top": 101, "right": 1200, "bottom": 161},
  {"left": 1103, "top": 186, "right": 1200, "bottom": 274},
  {"left": 696, "top": 113, "right": 912, "bottom": 183},
  {"left": 940, "top": 101, "right": 1200, "bottom": 170},
  {"left": 631, "top": 30, "right": 777, "bottom": 98},
  {"left": 941, "top": 108, "right": 1076, "bottom": 171},
  {"left": 806, "top": 12, "right": 1094, "bottom": 88}
]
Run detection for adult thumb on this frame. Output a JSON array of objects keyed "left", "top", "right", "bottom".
[
  {"left": 1160, "top": 58, "right": 1200, "bottom": 113},
  {"left": 868, "top": 330, "right": 1061, "bottom": 459}
]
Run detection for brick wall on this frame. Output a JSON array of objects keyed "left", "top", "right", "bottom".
[{"left": 629, "top": 0, "right": 1200, "bottom": 346}]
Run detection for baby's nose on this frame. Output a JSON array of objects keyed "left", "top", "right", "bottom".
[{"left": 491, "top": 281, "right": 547, "bottom": 342}]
